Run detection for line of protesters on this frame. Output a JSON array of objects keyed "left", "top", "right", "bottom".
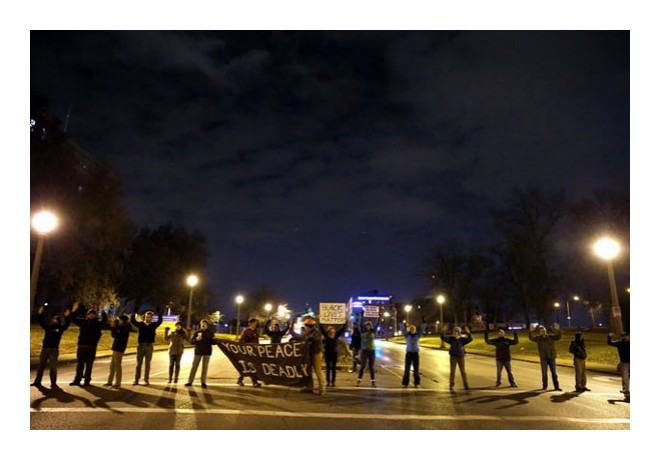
[{"left": 31, "top": 305, "right": 630, "bottom": 400}]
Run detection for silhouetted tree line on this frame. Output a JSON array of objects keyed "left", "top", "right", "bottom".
[{"left": 30, "top": 95, "right": 212, "bottom": 321}]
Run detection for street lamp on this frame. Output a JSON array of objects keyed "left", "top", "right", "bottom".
[
  {"left": 383, "top": 311, "right": 391, "bottom": 337},
  {"left": 185, "top": 274, "right": 199, "bottom": 330},
  {"left": 235, "top": 295, "right": 245, "bottom": 339},
  {"left": 264, "top": 303, "right": 272, "bottom": 313},
  {"left": 404, "top": 305, "right": 412, "bottom": 324},
  {"left": 593, "top": 236, "right": 623, "bottom": 335},
  {"left": 30, "top": 210, "right": 58, "bottom": 316},
  {"left": 436, "top": 295, "right": 446, "bottom": 348}
]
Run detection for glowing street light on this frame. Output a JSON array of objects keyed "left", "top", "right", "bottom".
[
  {"left": 30, "top": 210, "right": 58, "bottom": 315},
  {"left": 235, "top": 294, "right": 245, "bottom": 339},
  {"left": 593, "top": 236, "right": 623, "bottom": 335},
  {"left": 404, "top": 304, "right": 412, "bottom": 324},
  {"left": 185, "top": 274, "right": 199, "bottom": 330},
  {"left": 436, "top": 295, "right": 446, "bottom": 348}
]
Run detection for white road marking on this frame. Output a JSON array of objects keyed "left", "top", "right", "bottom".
[{"left": 28, "top": 406, "right": 629, "bottom": 424}]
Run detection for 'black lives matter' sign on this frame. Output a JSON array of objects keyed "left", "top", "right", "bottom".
[{"left": 216, "top": 339, "right": 312, "bottom": 387}]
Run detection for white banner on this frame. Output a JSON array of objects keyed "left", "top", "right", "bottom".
[
  {"left": 319, "top": 303, "right": 347, "bottom": 324},
  {"left": 363, "top": 305, "right": 380, "bottom": 318}
]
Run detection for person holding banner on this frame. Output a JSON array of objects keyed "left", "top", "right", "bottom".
[
  {"left": 320, "top": 321, "right": 348, "bottom": 387},
  {"left": 399, "top": 318, "right": 427, "bottom": 388},
  {"left": 237, "top": 318, "right": 262, "bottom": 387},
  {"left": 300, "top": 317, "right": 326, "bottom": 395},
  {"left": 357, "top": 314, "right": 379, "bottom": 387},
  {"left": 185, "top": 320, "right": 218, "bottom": 388}
]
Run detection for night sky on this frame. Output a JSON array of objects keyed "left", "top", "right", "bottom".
[{"left": 30, "top": 31, "right": 630, "bottom": 313}]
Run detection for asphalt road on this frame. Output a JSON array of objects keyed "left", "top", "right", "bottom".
[{"left": 29, "top": 340, "right": 629, "bottom": 430}]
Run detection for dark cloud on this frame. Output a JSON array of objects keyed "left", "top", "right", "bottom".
[{"left": 31, "top": 31, "right": 629, "bottom": 310}]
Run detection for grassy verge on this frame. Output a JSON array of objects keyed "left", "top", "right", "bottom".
[{"left": 388, "top": 331, "right": 621, "bottom": 373}]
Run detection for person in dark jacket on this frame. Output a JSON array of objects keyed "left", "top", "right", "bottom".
[
  {"left": 400, "top": 319, "right": 427, "bottom": 388},
  {"left": 300, "top": 317, "right": 326, "bottom": 395},
  {"left": 32, "top": 305, "right": 71, "bottom": 389},
  {"left": 236, "top": 317, "right": 262, "bottom": 387},
  {"left": 265, "top": 318, "right": 290, "bottom": 344},
  {"left": 320, "top": 321, "right": 347, "bottom": 387},
  {"left": 165, "top": 322, "right": 189, "bottom": 384},
  {"left": 105, "top": 314, "right": 131, "bottom": 388},
  {"left": 185, "top": 320, "right": 218, "bottom": 388},
  {"left": 130, "top": 309, "right": 163, "bottom": 385},
  {"left": 529, "top": 324, "right": 562, "bottom": 391},
  {"left": 70, "top": 302, "right": 108, "bottom": 386},
  {"left": 569, "top": 332, "right": 590, "bottom": 392},
  {"left": 349, "top": 324, "right": 362, "bottom": 373},
  {"left": 608, "top": 331, "right": 630, "bottom": 398},
  {"left": 441, "top": 326, "right": 473, "bottom": 392},
  {"left": 484, "top": 328, "right": 519, "bottom": 387}
]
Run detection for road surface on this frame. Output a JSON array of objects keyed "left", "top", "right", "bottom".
[{"left": 29, "top": 339, "right": 629, "bottom": 430}]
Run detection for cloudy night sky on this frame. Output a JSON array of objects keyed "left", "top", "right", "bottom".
[{"left": 30, "top": 30, "right": 630, "bottom": 312}]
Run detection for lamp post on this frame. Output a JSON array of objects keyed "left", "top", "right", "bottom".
[
  {"left": 235, "top": 295, "right": 244, "bottom": 339},
  {"left": 436, "top": 295, "right": 446, "bottom": 348},
  {"left": 594, "top": 237, "right": 623, "bottom": 335},
  {"left": 30, "top": 210, "right": 58, "bottom": 316},
  {"left": 383, "top": 311, "right": 391, "bottom": 337},
  {"left": 566, "top": 295, "right": 579, "bottom": 328},
  {"left": 185, "top": 274, "right": 199, "bottom": 330},
  {"left": 404, "top": 305, "right": 412, "bottom": 324}
]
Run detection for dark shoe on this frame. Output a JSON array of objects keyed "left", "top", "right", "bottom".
[
  {"left": 414, "top": 384, "right": 419, "bottom": 389},
  {"left": 402, "top": 384, "right": 408, "bottom": 388},
  {"left": 583, "top": 388, "right": 591, "bottom": 391},
  {"left": 51, "top": 384, "right": 61, "bottom": 390},
  {"left": 113, "top": 385, "right": 121, "bottom": 389},
  {"left": 237, "top": 379, "right": 244, "bottom": 386},
  {"left": 356, "top": 379, "right": 361, "bottom": 387},
  {"left": 300, "top": 388, "right": 314, "bottom": 393},
  {"left": 30, "top": 381, "right": 42, "bottom": 387},
  {"left": 253, "top": 382, "right": 262, "bottom": 387},
  {"left": 510, "top": 383, "right": 518, "bottom": 388},
  {"left": 103, "top": 383, "right": 112, "bottom": 387},
  {"left": 70, "top": 381, "right": 80, "bottom": 386},
  {"left": 464, "top": 386, "right": 470, "bottom": 390},
  {"left": 83, "top": 382, "right": 91, "bottom": 387},
  {"left": 495, "top": 382, "right": 501, "bottom": 387},
  {"left": 554, "top": 387, "right": 563, "bottom": 392},
  {"left": 167, "top": 380, "right": 172, "bottom": 384},
  {"left": 201, "top": 383, "right": 207, "bottom": 389},
  {"left": 542, "top": 386, "right": 548, "bottom": 390},
  {"left": 132, "top": 381, "right": 139, "bottom": 386},
  {"left": 144, "top": 380, "right": 150, "bottom": 386},
  {"left": 371, "top": 380, "right": 376, "bottom": 387},
  {"left": 184, "top": 382, "right": 192, "bottom": 387}
]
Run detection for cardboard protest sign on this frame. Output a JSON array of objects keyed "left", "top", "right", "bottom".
[
  {"left": 363, "top": 305, "right": 380, "bottom": 318},
  {"left": 216, "top": 339, "right": 312, "bottom": 387},
  {"left": 319, "top": 303, "right": 347, "bottom": 324}
]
